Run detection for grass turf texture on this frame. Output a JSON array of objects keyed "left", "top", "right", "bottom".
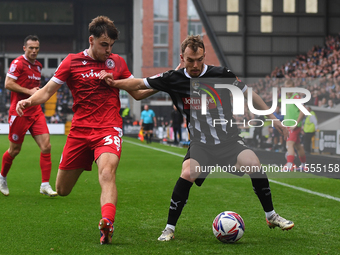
[{"left": 0, "top": 134, "right": 340, "bottom": 255}]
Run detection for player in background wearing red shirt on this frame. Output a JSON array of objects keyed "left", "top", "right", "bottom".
[
  {"left": 283, "top": 79, "right": 307, "bottom": 171},
  {"left": 0, "top": 35, "right": 57, "bottom": 197},
  {"left": 16, "top": 16, "right": 156, "bottom": 245}
]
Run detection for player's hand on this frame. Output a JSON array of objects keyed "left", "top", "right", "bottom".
[
  {"left": 16, "top": 99, "right": 32, "bottom": 117},
  {"left": 99, "top": 70, "right": 115, "bottom": 87}
]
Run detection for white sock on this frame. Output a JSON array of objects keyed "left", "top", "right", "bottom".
[
  {"left": 166, "top": 224, "right": 175, "bottom": 231},
  {"left": 265, "top": 210, "right": 276, "bottom": 219},
  {"left": 0, "top": 174, "right": 6, "bottom": 180},
  {"left": 41, "top": 182, "right": 50, "bottom": 187}
]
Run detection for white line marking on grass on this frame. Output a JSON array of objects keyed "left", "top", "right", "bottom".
[
  {"left": 269, "top": 179, "right": 340, "bottom": 202},
  {"left": 125, "top": 139, "right": 340, "bottom": 203},
  {"left": 124, "top": 140, "right": 185, "bottom": 158}
]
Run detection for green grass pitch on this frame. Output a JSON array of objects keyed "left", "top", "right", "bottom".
[{"left": 0, "top": 134, "right": 339, "bottom": 255}]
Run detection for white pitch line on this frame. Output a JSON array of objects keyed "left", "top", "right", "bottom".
[
  {"left": 269, "top": 179, "right": 340, "bottom": 202},
  {"left": 124, "top": 139, "right": 340, "bottom": 202},
  {"left": 124, "top": 140, "right": 185, "bottom": 158}
]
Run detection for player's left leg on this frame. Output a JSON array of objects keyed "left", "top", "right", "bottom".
[
  {"left": 34, "top": 133, "right": 57, "bottom": 196},
  {"left": 1, "top": 116, "right": 28, "bottom": 196},
  {"left": 294, "top": 142, "right": 307, "bottom": 171},
  {"left": 96, "top": 152, "right": 119, "bottom": 244},
  {"left": 236, "top": 149, "right": 294, "bottom": 231},
  {"left": 1, "top": 141, "right": 22, "bottom": 196},
  {"left": 31, "top": 113, "right": 57, "bottom": 196},
  {"left": 55, "top": 168, "right": 84, "bottom": 195}
]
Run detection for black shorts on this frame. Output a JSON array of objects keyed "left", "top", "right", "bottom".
[
  {"left": 183, "top": 138, "right": 250, "bottom": 186},
  {"left": 142, "top": 123, "right": 153, "bottom": 131}
]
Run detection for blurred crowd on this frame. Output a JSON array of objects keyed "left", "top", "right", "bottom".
[
  {"left": 1, "top": 34, "right": 340, "bottom": 126},
  {"left": 251, "top": 34, "right": 340, "bottom": 109},
  {"left": 235, "top": 34, "right": 340, "bottom": 134}
]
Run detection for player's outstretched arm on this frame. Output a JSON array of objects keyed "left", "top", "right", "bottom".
[
  {"left": 16, "top": 80, "right": 62, "bottom": 117},
  {"left": 99, "top": 70, "right": 147, "bottom": 91},
  {"left": 128, "top": 89, "right": 159, "bottom": 100}
]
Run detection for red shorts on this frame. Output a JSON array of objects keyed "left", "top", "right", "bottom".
[
  {"left": 8, "top": 113, "right": 49, "bottom": 144},
  {"left": 287, "top": 127, "right": 301, "bottom": 143},
  {"left": 59, "top": 126, "right": 123, "bottom": 171}
]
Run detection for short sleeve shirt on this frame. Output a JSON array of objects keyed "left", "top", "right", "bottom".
[
  {"left": 143, "top": 65, "right": 247, "bottom": 145},
  {"left": 51, "top": 50, "right": 132, "bottom": 128},
  {"left": 141, "top": 109, "right": 155, "bottom": 124},
  {"left": 7, "top": 55, "right": 43, "bottom": 116}
]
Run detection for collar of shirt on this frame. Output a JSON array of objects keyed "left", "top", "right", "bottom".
[{"left": 184, "top": 64, "right": 208, "bottom": 78}]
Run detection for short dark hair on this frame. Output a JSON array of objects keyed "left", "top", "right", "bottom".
[
  {"left": 181, "top": 35, "right": 205, "bottom": 54},
  {"left": 24, "top": 35, "right": 40, "bottom": 46},
  {"left": 88, "top": 16, "right": 119, "bottom": 40}
]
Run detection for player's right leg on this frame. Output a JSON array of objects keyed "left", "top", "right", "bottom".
[
  {"left": 1, "top": 141, "right": 22, "bottom": 196},
  {"left": 294, "top": 142, "right": 307, "bottom": 171},
  {"left": 158, "top": 159, "right": 198, "bottom": 241},
  {"left": 284, "top": 140, "right": 297, "bottom": 171}
]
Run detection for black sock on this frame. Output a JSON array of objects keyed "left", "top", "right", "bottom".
[
  {"left": 250, "top": 171, "right": 274, "bottom": 212},
  {"left": 167, "top": 177, "right": 193, "bottom": 226}
]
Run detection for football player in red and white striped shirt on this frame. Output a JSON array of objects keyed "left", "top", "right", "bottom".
[
  {"left": 16, "top": 16, "right": 155, "bottom": 244},
  {"left": 0, "top": 35, "right": 57, "bottom": 197}
]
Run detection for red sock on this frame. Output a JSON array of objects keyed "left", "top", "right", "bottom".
[
  {"left": 101, "top": 203, "right": 116, "bottom": 224},
  {"left": 287, "top": 155, "right": 295, "bottom": 164},
  {"left": 299, "top": 155, "right": 306, "bottom": 164},
  {"left": 1, "top": 151, "right": 14, "bottom": 177},
  {"left": 40, "top": 152, "right": 52, "bottom": 183}
]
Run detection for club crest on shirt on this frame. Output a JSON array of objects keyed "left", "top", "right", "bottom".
[
  {"left": 37, "top": 66, "right": 41, "bottom": 73},
  {"left": 105, "top": 59, "right": 115, "bottom": 69},
  {"left": 9, "top": 64, "right": 17, "bottom": 73},
  {"left": 192, "top": 80, "right": 200, "bottom": 90}
]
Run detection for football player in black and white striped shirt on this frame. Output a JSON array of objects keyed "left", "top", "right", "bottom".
[{"left": 100, "top": 35, "right": 295, "bottom": 241}]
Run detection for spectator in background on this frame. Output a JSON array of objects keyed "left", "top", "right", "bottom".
[
  {"left": 318, "top": 97, "right": 328, "bottom": 108},
  {"left": 50, "top": 113, "right": 60, "bottom": 123},
  {"left": 140, "top": 104, "right": 157, "bottom": 144},
  {"left": 283, "top": 80, "right": 307, "bottom": 171},
  {"left": 327, "top": 99, "right": 336, "bottom": 108},
  {"left": 170, "top": 105, "right": 184, "bottom": 145},
  {"left": 0, "top": 113, "right": 5, "bottom": 123},
  {"left": 272, "top": 106, "right": 284, "bottom": 152},
  {"left": 252, "top": 114, "right": 265, "bottom": 148},
  {"left": 303, "top": 106, "right": 318, "bottom": 154}
]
